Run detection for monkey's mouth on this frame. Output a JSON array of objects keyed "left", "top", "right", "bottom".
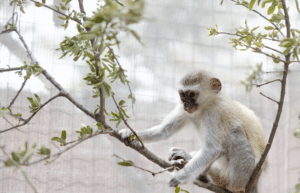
[{"left": 184, "top": 106, "right": 199, "bottom": 114}]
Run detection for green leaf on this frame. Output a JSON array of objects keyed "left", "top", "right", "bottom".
[
  {"left": 20, "top": 6, "right": 25, "bottom": 14},
  {"left": 129, "top": 29, "right": 144, "bottom": 46},
  {"left": 78, "top": 33, "right": 97, "bottom": 41},
  {"left": 267, "top": 1, "right": 278, "bottom": 15},
  {"left": 51, "top": 130, "right": 67, "bottom": 144},
  {"left": 35, "top": 2, "right": 43, "bottom": 7},
  {"left": 42, "top": 0, "right": 46, "bottom": 4},
  {"left": 249, "top": 0, "right": 256, "bottom": 11},
  {"left": 296, "top": 0, "right": 300, "bottom": 13},
  {"left": 37, "top": 145, "right": 51, "bottom": 155},
  {"left": 130, "top": 133, "right": 135, "bottom": 141},
  {"left": 11, "top": 152, "right": 20, "bottom": 162},
  {"left": 119, "top": 100, "right": 126, "bottom": 106},
  {"left": 264, "top": 26, "right": 275, "bottom": 30},
  {"left": 262, "top": 0, "right": 272, "bottom": 8},
  {"left": 0, "top": 107, "right": 11, "bottom": 118},
  {"left": 117, "top": 161, "right": 133, "bottom": 167},
  {"left": 175, "top": 186, "right": 181, "bottom": 193}
]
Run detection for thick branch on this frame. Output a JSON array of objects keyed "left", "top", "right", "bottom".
[
  {"left": 245, "top": 0, "right": 291, "bottom": 192},
  {"left": 41, "top": 70, "right": 95, "bottom": 119},
  {"left": 229, "top": 0, "right": 285, "bottom": 37},
  {"left": 111, "top": 95, "right": 144, "bottom": 147},
  {"left": 194, "top": 180, "right": 232, "bottom": 193},
  {"left": 29, "top": 0, "right": 82, "bottom": 24},
  {"left": 0, "top": 94, "right": 61, "bottom": 133}
]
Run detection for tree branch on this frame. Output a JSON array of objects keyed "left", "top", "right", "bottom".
[
  {"left": 259, "top": 92, "right": 279, "bottom": 104},
  {"left": 0, "top": 93, "right": 61, "bottom": 133},
  {"left": 111, "top": 95, "right": 144, "bottom": 148},
  {"left": 228, "top": 0, "right": 285, "bottom": 38},
  {"left": 256, "top": 79, "right": 281, "bottom": 88},
  {"left": 8, "top": 78, "right": 28, "bottom": 108},
  {"left": 194, "top": 180, "right": 232, "bottom": 193},
  {"left": 108, "top": 46, "right": 135, "bottom": 115},
  {"left": 245, "top": 0, "right": 291, "bottom": 192},
  {"left": 218, "top": 31, "right": 280, "bottom": 42},
  {"left": 29, "top": 0, "right": 82, "bottom": 24},
  {"left": 0, "top": 67, "right": 22, "bottom": 73}
]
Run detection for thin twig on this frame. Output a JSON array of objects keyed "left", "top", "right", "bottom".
[
  {"left": 218, "top": 32, "right": 280, "bottom": 42},
  {"left": 256, "top": 79, "right": 281, "bottom": 87},
  {"left": 240, "top": 43, "right": 285, "bottom": 63},
  {"left": 266, "top": 71, "right": 284, "bottom": 73},
  {"left": 264, "top": 46, "right": 282, "bottom": 54},
  {"left": 111, "top": 95, "right": 144, "bottom": 148},
  {"left": 0, "top": 94, "right": 61, "bottom": 133},
  {"left": 24, "top": 130, "right": 112, "bottom": 166},
  {"left": 229, "top": 0, "right": 285, "bottom": 38},
  {"left": 20, "top": 170, "right": 38, "bottom": 193},
  {"left": 8, "top": 78, "right": 28, "bottom": 108},
  {"left": 113, "top": 154, "right": 156, "bottom": 176},
  {"left": 0, "top": 29, "right": 14, "bottom": 35},
  {"left": 108, "top": 46, "right": 135, "bottom": 115},
  {"left": 77, "top": 0, "right": 87, "bottom": 22},
  {"left": 259, "top": 92, "right": 279, "bottom": 104},
  {"left": 29, "top": 0, "right": 82, "bottom": 24},
  {"left": 0, "top": 67, "right": 22, "bottom": 72}
]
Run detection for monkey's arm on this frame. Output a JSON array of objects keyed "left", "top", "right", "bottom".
[
  {"left": 119, "top": 104, "right": 188, "bottom": 143},
  {"left": 169, "top": 133, "right": 222, "bottom": 187}
]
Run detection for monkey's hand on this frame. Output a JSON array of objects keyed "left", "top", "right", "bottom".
[
  {"left": 168, "top": 147, "right": 192, "bottom": 161},
  {"left": 169, "top": 169, "right": 189, "bottom": 187},
  {"left": 119, "top": 129, "right": 133, "bottom": 146}
]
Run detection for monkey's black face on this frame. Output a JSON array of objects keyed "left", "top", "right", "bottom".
[{"left": 179, "top": 90, "right": 199, "bottom": 114}]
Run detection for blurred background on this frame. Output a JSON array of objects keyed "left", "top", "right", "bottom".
[{"left": 1, "top": 0, "right": 300, "bottom": 192}]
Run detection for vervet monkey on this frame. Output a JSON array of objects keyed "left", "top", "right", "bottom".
[{"left": 119, "top": 71, "right": 267, "bottom": 193}]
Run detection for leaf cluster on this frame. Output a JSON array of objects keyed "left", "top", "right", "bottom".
[
  {"left": 27, "top": 94, "right": 41, "bottom": 113},
  {"left": 5, "top": 142, "right": 36, "bottom": 167},
  {"left": 240, "top": 63, "right": 264, "bottom": 92},
  {"left": 18, "top": 61, "right": 43, "bottom": 79},
  {"left": 0, "top": 107, "right": 12, "bottom": 119},
  {"left": 110, "top": 99, "right": 129, "bottom": 127},
  {"left": 51, "top": 130, "right": 67, "bottom": 145},
  {"left": 76, "top": 125, "right": 93, "bottom": 139}
]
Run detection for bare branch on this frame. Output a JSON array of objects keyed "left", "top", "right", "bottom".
[
  {"left": 256, "top": 79, "right": 281, "bottom": 88},
  {"left": 77, "top": 0, "right": 87, "bottom": 22},
  {"left": 0, "top": 29, "right": 14, "bottom": 35},
  {"left": 29, "top": 0, "right": 82, "bottom": 24},
  {"left": 41, "top": 70, "right": 95, "bottom": 119},
  {"left": 259, "top": 92, "right": 279, "bottom": 104},
  {"left": 108, "top": 46, "right": 135, "bottom": 115},
  {"left": 20, "top": 170, "right": 38, "bottom": 193},
  {"left": 0, "top": 93, "right": 61, "bottom": 133},
  {"left": 8, "top": 78, "right": 28, "bottom": 108},
  {"left": 264, "top": 46, "right": 282, "bottom": 54},
  {"left": 111, "top": 95, "right": 144, "bottom": 148},
  {"left": 0, "top": 67, "right": 22, "bottom": 73},
  {"left": 113, "top": 154, "right": 157, "bottom": 176},
  {"left": 266, "top": 70, "right": 284, "bottom": 73},
  {"left": 228, "top": 0, "right": 285, "bottom": 38}
]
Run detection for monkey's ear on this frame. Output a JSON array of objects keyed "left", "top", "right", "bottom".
[{"left": 210, "top": 78, "right": 222, "bottom": 93}]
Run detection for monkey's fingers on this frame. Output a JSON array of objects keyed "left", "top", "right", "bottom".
[{"left": 169, "top": 178, "right": 180, "bottom": 187}]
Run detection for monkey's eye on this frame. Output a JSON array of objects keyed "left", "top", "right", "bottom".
[
  {"left": 179, "top": 91, "right": 185, "bottom": 97},
  {"left": 189, "top": 92, "right": 195, "bottom": 98}
]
